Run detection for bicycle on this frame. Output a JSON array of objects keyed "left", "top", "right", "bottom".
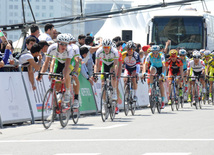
[
  {"left": 121, "top": 75, "right": 137, "bottom": 116},
  {"left": 94, "top": 72, "right": 116, "bottom": 122},
  {"left": 143, "top": 74, "right": 162, "bottom": 114},
  {"left": 39, "top": 72, "right": 79, "bottom": 129},
  {"left": 167, "top": 75, "right": 182, "bottom": 111},
  {"left": 188, "top": 75, "right": 205, "bottom": 109},
  {"left": 206, "top": 75, "right": 214, "bottom": 105}
]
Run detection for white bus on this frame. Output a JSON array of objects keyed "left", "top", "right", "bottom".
[{"left": 147, "top": 9, "right": 214, "bottom": 52}]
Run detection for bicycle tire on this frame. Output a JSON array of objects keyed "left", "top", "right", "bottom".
[
  {"left": 156, "top": 89, "right": 161, "bottom": 114},
  {"left": 180, "top": 96, "right": 184, "bottom": 108},
  {"left": 195, "top": 84, "right": 199, "bottom": 110},
  {"left": 42, "top": 88, "right": 56, "bottom": 129},
  {"left": 150, "top": 85, "right": 156, "bottom": 114},
  {"left": 110, "top": 100, "right": 116, "bottom": 121},
  {"left": 124, "top": 85, "right": 130, "bottom": 116},
  {"left": 176, "top": 89, "right": 180, "bottom": 111},
  {"left": 59, "top": 93, "right": 71, "bottom": 128},
  {"left": 100, "top": 88, "right": 109, "bottom": 122},
  {"left": 131, "top": 100, "right": 136, "bottom": 115},
  {"left": 71, "top": 107, "right": 80, "bottom": 124},
  {"left": 170, "top": 84, "right": 175, "bottom": 111}
]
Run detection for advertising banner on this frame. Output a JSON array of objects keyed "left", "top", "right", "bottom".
[
  {"left": 78, "top": 73, "right": 97, "bottom": 114},
  {"left": 22, "top": 72, "right": 50, "bottom": 120},
  {"left": 0, "top": 72, "right": 32, "bottom": 124}
]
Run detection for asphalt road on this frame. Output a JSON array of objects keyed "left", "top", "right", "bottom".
[{"left": 0, "top": 103, "right": 214, "bottom": 155}]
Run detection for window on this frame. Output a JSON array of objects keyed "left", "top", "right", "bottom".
[
  {"left": 36, "top": 0, "right": 39, "bottom": 2},
  {"left": 14, "top": 5, "right": 18, "bottom": 9},
  {"left": 35, "top": 13, "right": 40, "bottom": 17},
  {"left": 9, "top": 5, "right": 13, "bottom": 9},
  {"left": 9, "top": 0, "right": 13, "bottom": 1},
  {"left": 14, "top": 20, "right": 18, "bottom": 24},
  {"left": 14, "top": 35, "right": 18, "bottom": 39},
  {"left": 50, "top": 0, "right": 53, "bottom": 2},
  {"left": 42, "top": 6, "right": 46, "bottom": 10},
  {"left": 14, "top": 12, "right": 18, "bottom": 16},
  {"left": 42, "top": 0, "right": 46, "bottom": 2},
  {"left": 49, "top": 6, "right": 53, "bottom": 10},
  {"left": 36, "top": 5, "right": 40, "bottom": 9},
  {"left": 9, "top": 20, "right": 13, "bottom": 24}
]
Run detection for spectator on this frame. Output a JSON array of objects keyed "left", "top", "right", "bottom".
[
  {"left": 0, "top": 53, "right": 4, "bottom": 69},
  {"left": 19, "top": 43, "right": 42, "bottom": 90},
  {"left": 39, "top": 23, "right": 54, "bottom": 42},
  {"left": 112, "top": 36, "right": 121, "bottom": 44},
  {"left": 38, "top": 40, "right": 49, "bottom": 65},
  {"left": 0, "top": 31, "right": 7, "bottom": 53},
  {"left": 22, "top": 37, "right": 37, "bottom": 53},
  {"left": 135, "top": 43, "right": 141, "bottom": 53},
  {"left": 51, "top": 28, "right": 58, "bottom": 40},
  {"left": 22, "top": 24, "right": 40, "bottom": 50},
  {"left": 77, "top": 34, "right": 86, "bottom": 47}
]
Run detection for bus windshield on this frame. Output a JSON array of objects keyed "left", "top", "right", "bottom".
[{"left": 152, "top": 16, "right": 203, "bottom": 50}]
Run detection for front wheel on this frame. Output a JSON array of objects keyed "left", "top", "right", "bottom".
[
  {"left": 71, "top": 107, "right": 80, "bottom": 124},
  {"left": 131, "top": 100, "right": 136, "bottom": 115},
  {"left": 42, "top": 89, "right": 56, "bottom": 129},
  {"left": 110, "top": 100, "right": 116, "bottom": 121},
  {"left": 100, "top": 88, "right": 109, "bottom": 122},
  {"left": 170, "top": 84, "right": 175, "bottom": 111},
  {"left": 59, "top": 93, "right": 71, "bottom": 128},
  {"left": 150, "top": 85, "right": 156, "bottom": 114},
  {"left": 124, "top": 85, "right": 130, "bottom": 116}
]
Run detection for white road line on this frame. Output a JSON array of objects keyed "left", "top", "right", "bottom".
[
  {"left": 0, "top": 139, "right": 214, "bottom": 143},
  {"left": 88, "top": 124, "right": 127, "bottom": 129},
  {"left": 143, "top": 153, "right": 191, "bottom": 155},
  {"left": 55, "top": 154, "right": 101, "bottom": 155}
]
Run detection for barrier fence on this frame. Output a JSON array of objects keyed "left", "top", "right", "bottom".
[{"left": 0, "top": 71, "right": 152, "bottom": 128}]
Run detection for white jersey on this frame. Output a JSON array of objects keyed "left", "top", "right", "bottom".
[
  {"left": 38, "top": 33, "right": 52, "bottom": 42},
  {"left": 19, "top": 53, "right": 33, "bottom": 65},
  {"left": 187, "top": 59, "right": 205, "bottom": 72},
  {"left": 46, "top": 43, "right": 74, "bottom": 64},
  {"left": 70, "top": 43, "right": 80, "bottom": 58},
  {"left": 96, "top": 46, "right": 119, "bottom": 66}
]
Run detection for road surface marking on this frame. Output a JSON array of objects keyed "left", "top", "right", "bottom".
[
  {"left": 88, "top": 124, "right": 127, "bottom": 129},
  {"left": 0, "top": 139, "right": 214, "bottom": 143},
  {"left": 143, "top": 153, "right": 191, "bottom": 155}
]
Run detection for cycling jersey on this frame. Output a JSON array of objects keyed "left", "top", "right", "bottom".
[
  {"left": 96, "top": 46, "right": 119, "bottom": 66},
  {"left": 46, "top": 43, "right": 74, "bottom": 64},
  {"left": 179, "top": 56, "right": 189, "bottom": 70},
  {"left": 166, "top": 58, "right": 183, "bottom": 77},
  {"left": 145, "top": 52, "right": 165, "bottom": 68},
  {"left": 187, "top": 59, "right": 205, "bottom": 72},
  {"left": 122, "top": 51, "right": 141, "bottom": 69}
]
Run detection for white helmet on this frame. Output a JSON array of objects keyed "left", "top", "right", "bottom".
[
  {"left": 204, "top": 50, "right": 211, "bottom": 56},
  {"left": 57, "top": 34, "right": 70, "bottom": 43},
  {"left": 192, "top": 50, "right": 201, "bottom": 59},
  {"left": 67, "top": 33, "right": 76, "bottom": 42},
  {"left": 102, "top": 38, "right": 112, "bottom": 46},
  {"left": 179, "top": 49, "right": 187, "bottom": 55},
  {"left": 151, "top": 45, "right": 160, "bottom": 52}
]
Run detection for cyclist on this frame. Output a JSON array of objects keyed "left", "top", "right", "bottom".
[
  {"left": 112, "top": 42, "right": 122, "bottom": 114},
  {"left": 166, "top": 49, "right": 183, "bottom": 105},
  {"left": 37, "top": 34, "right": 79, "bottom": 108},
  {"left": 94, "top": 38, "right": 118, "bottom": 101},
  {"left": 122, "top": 41, "right": 140, "bottom": 102},
  {"left": 143, "top": 45, "right": 166, "bottom": 109},
  {"left": 187, "top": 50, "right": 206, "bottom": 105},
  {"left": 178, "top": 49, "right": 189, "bottom": 92},
  {"left": 206, "top": 50, "right": 214, "bottom": 101}
]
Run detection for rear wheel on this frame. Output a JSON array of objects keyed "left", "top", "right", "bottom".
[
  {"left": 124, "top": 85, "right": 130, "bottom": 116},
  {"left": 150, "top": 85, "right": 156, "bottom": 114},
  {"left": 42, "top": 89, "right": 56, "bottom": 129}
]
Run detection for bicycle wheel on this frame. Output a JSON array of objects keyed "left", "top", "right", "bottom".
[
  {"left": 100, "top": 88, "right": 109, "bottom": 122},
  {"left": 110, "top": 99, "right": 116, "bottom": 121},
  {"left": 150, "top": 85, "right": 156, "bottom": 114},
  {"left": 170, "top": 85, "right": 175, "bottom": 111},
  {"left": 180, "top": 96, "right": 184, "bottom": 108},
  {"left": 42, "top": 88, "right": 56, "bottom": 129},
  {"left": 71, "top": 107, "right": 80, "bottom": 124},
  {"left": 124, "top": 85, "right": 130, "bottom": 116},
  {"left": 131, "top": 100, "right": 136, "bottom": 115},
  {"left": 156, "top": 89, "right": 161, "bottom": 114},
  {"left": 195, "top": 85, "right": 199, "bottom": 109},
  {"left": 59, "top": 93, "right": 71, "bottom": 128},
  {"left": 176, "top": 89, "right": 180, "bottom": 111}
]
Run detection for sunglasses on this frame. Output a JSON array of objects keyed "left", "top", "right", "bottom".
[
  {"left": 59, "top": 42, "right": 68, "bottom": 46},
  {"left": 128, "top": 48, "right": 134, "bottom": 52},
  {"left": 103, "top": 46, "right": 110, "bottom": 49},
  {"left": 153, "top": 52, "right": 158, "bottom": 55}
]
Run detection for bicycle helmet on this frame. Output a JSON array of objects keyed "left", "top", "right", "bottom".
[
  {"left": 204, "top": 50, "right": 211, "bottom": 56},
  {"left": 192, "top": 50, "right": 201, "bottom": 59},
  {"left": 151, "top": 45, "right": 160, "bottom": 52},
  {"left": 200, "top": 49, "right": 205, "bottom": 54},
  {"left": 126, "top": 40, "right": 136, "bottom": 49},
  {"left": 57, "top": 34, "right": 70, "bottom": 43},
  {"left": 179, "top": 49, "right": 187, "bottom": 55},
  {"left": 112, "top": 42, "right": 116, "bottom": 48},
  {"left": 102, "top": 38, "right": 112, "bottom": 46},
  {"left": 169, "top": 49, "right": 178, "bottom": 56},
  {"left": 66, "top": 33, "right": 76, "bottom": 42}
]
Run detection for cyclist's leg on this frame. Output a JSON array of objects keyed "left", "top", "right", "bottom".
[
  {"left": 167, "top": 69, "right": 173, "bottom": 103},
  {"left": 110, "top": 64, "right": 117, "bottom": 100},
  {"left": 209, "top": 69, "right": 213, "bottom": 100},
  {"left": 157, "top": 67, "right": 165, "bottom": 108},
  {"left": 131, "top": 69, "right": 138, "bottom": 101}
]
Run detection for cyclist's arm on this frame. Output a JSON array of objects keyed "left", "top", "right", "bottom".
[
  {"left": 73, "top": 56, "right": 79, "bottom": 73},
  {"left": 180, "top": 65, "right": 184, "bottom": 79},
  {"left": 64, "top": 58, "right": 72, "bottom": 76},
  {"left": 49, "top": 58, "right": 55, "bottom": 73},
  {"left": 143, "top": 55, "right": 150, "bottom": 73},
  {"left": 117, "top": 60, "right": 122, "bottom": 78},
  {"left": 94, "top": 58, "right": 100, "bottom": 73},
  {"left": 40, "top": 56, "right": 51, "bottom": 73},
  {"left": 113, "top": 59, "right": 118, "bottom": 76},
  {"left": 28, "top": 58, "right": 41, "bottom": 71}
]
